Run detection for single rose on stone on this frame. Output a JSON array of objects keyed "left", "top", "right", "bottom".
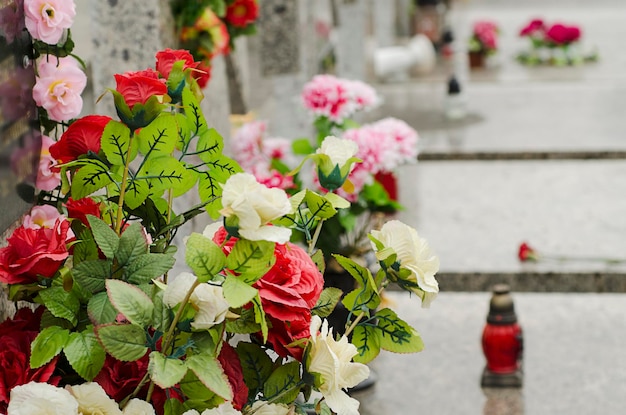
[{"left": 518, "top": 242, "right": 537, "bottom": 262}]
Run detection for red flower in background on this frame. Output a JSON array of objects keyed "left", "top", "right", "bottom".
[
  {"left": 0, "top": 219, "right": 70, "bottom": 284},
  {"left": 225, "top": 0, "right": 259, "bottom": 28},
  {"left": 193, "top": 60, "right": 212, "bottom": 89},
  {"left": 518, "top": 242, "right": 537, "bottom": 262},
  {"left": 66, "top": 197, "right": 102, "bottom": 227},
  {"left": 218, "top": 343, "right": 248, "bottom": 410},
  {"left": 114, "top": 69, "right": 167, "bottom": 108},
  {"left": 49, "top": 115, "right": 112, "bottom": 164},
  {"left": 0, "top": 307, "right": 60, "bottom": 413},
  {"left": 545, "top": 23, "right": 581, "bottom": 45},
  {"left": 155, "top": 48, "right": 199, "bottom": 79},
  {"left": 519, "top": 19, "right": 545, "bottom": 37}
]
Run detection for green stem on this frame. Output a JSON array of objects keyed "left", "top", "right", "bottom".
[
  {"left": 161, "top": 279, "right": 201, "bottom": 354},
  {"left": 308, "top": 218, "right": 326, "bottom": 256},
  {"left": 243, "top": 381, "right": 305, "bottom": 415},
  {"left": 115, "top": 131, "right": 135, "bottom": 234},
  {"left": 344, "top": 310, "right": 366, "bottom": 338}
]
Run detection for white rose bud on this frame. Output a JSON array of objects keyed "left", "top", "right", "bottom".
[{"left": 314, "top": 136, "right": 360, "bottom": 191}]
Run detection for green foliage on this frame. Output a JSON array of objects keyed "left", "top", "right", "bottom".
[
  {"left": 375, "top": 308, "right": 424, "bottom": 354},
  {"left": 64, "top": 330, "right": 106, "bottom": 381},
  {"left": 223, "top": 274, "right": 258, "bottom": 308},
  {"left": 149, "top": 351, "right": 189, "bottom": 388},
  {"left": 264, "top": 361, "right": 301, "bottom": 404},
  {"left": 95, "top": 324, "right": 148, "bottom": 361},
  {"left": 236, "top": 342, "right": 273, "bottom": 399},
  {"left": 38, "top": 287, "right": 80, "bottom": 327},
  {"left": 185, "top": 233, "right": 226, "bottom": 282},
  {"left": 225, "top": 239, "right": 275, "bottom": 284},
  {"left": 351, "top": 324, "right": 381, "bottom": 364},
  {"left": 312, "top": 288, "right": 343, "bottom": 318},
  {"left": 30, "top": 326, "right": 70, "bottom": 368},
  {"left": 87, "top": 292, "right": 118, "bottom": 325},
  {"left": 71, "top": 160, "right": 115, "bottom": 199},
  {"left": 106, "top": 279, "right": 154, "bottom": 326},
  {"left": 186, "top": 353, "right": 233, "bottom": 401},
  {"left": 101, "top": 120, "right": 136, "bottom": 166}
]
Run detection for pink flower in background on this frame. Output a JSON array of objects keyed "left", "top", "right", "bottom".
[
  {"left": 33, "top": 56, "right": 86, "bottom": 122},
  {"left": 302, "top": 74, "right": 354, "bottom": 123},
  {"left": 232, "top": 120, "right": 266, "bottom": 164},
  {"left": 23, "top": 205, "right": 65, "bottom": 229},
  {"left": 0, "top": 0, "right": 25, "bottom": 44},
  {"left": 24, "top": 0, "right": 75, "bottom": 44},
  {"left": 473, "top": 21, "right": 499, "bottom": 51},
  {"left": 345, "top": 79, "right": 379, "bottom": 111},
  {"left": 250, "top": 163, "right": 295, "bottom": 190},
  {"left": 545, "top": 23, "right": 581, "bottom": 45},
  {"left": 519, "top": 18, "right": 545, "bottom": 37},
  {"left": 371, "top": 117, "right": 419, "bottom": 165},
  {"left": 0, "top": 65, "right": 36, "bottom": 123},
  {"left": 36, "top": 135, "right": 61, "bottom": 191}
]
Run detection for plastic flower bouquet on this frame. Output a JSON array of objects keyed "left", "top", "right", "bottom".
[
  {"left": 468, "top": 20, "right": 499, "bottom": 56},
  {"left": 0, "top": 4, "right": 440, "bottom": 415}
]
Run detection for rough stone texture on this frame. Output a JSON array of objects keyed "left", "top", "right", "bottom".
[
  {"left": 371, "top": 0, "right": 396, "bottom": 48},
  {"left": 336, "top": 0, "right": 367, "bottom": 80},
  {"left": 258, "top": 0, "right": 300, "bottom": 76}
]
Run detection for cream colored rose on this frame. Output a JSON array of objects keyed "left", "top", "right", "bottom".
[
  {"left": 220, "top": 173, "right": 292, "bottom": 243},
  {"left": 163, "top": 272, "right": 230, "bottom": 330},
  {"left": 8, "top": 381, "right": 79, "bottom": 415},
  {"left": 66, "top": 382, "right": 122, "bottom": 415},
  {"left": 249, "top": 401, "right": 293, "bottom": 415},
  {"left": 317, "top": 136, "right": 359, "bottom": 167},
  {"left": 370, "top": 220, "right": 439, "bottom": 307},
  {"left": 121, "top": 399, "right": 155, "bottom": 415},
  {"left": 314, "top": 136, "right": 360, "bottom": 191},
  {"left": 307, "top": 316, "right": 370, "bottom": 415},
  {"left": 185, "top": 402, "right": 242, "bottom": 415}
]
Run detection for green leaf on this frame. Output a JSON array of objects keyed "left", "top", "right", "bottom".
[
  {"left": 72, "top": 259, "right": 113, "bottom": 293},
  {"left": 197, "top": 156, "right": 243, "bottom": 219},
  {"left": 39, "top": 287, "right": 80, "bottom": 326},
  {"left": 185, "top": 233, "right": 226, "bottom": 282},
  {"left": 311, "top": 288, "right": 343, "bottom": 318},
  {"left": 375, "top": 308, "right": 424, "bottom": 354},
  {"left": 87, "top": 215, "right": 119, "bottom": 260},
  {"left": 124, "top": 253, "right": 175, "bottom": 285},
  {"left": 139, "top": 156, "right": 194, "bottom": 195},
  {"left": 95, "top": 324, "right": 148, "bottom": 361},
  {"left": 152, "top": 290, "right": 173, "bottom": 333},
  {"left": 173, "top": 112, "right": 192, "bottom": 151},
  {"left": 64, "top": 330, "right": 106, "bottom": 381},
  {"left": 122, "top": 178, "right": 150, "bottom": 210},
  {"left": 149, "top": 351, "right": 188, "bottom": 388},
  {"left": 116, "top": 222, "right": 149, "bottom": 267},
  {"left": 87, "top": 291, "right": 118, "bottom": 325},
  {"left": 225, "top": 239, "right": 275, "bottom": 284},
  {"left": 72, "top": 227, "right": 100, "bottom": 264},
  {"left": 186, "top": 353, "right": 233, "bottom": 401},
  {"left": 71, "top": 160, "right": 114, "bottom": 199},
  {"left": 251, "top": 294, "right": 268, "bottom": 342},
  {"left": 334, "top": 255, "right": 380, "bottom": 311},
  {"left": 101, "top": 120, "right": 136, "bottom": 166},
  {"left": 351, "top": 324, "right": 381, "bottom": 364},
  {"left": 137, "top": 113, "right": 178, "bottom": 156},
  {"left": 106, "top": 279, "right": 154, "bottom": 326},
  {"left": 223, "top": 275, "right": 257, "bottom": 308},
  {"left": 291, "top": 138, "right": 314, "bottom": 155},
  {"left": 236, "top": 342, "right": 273, "bottom": 398},
  {"left": 225, "top": 307, "right": 261, "bottom": 334},
  {"left": 163, "top": 399, "right": 185, "bottom": 415},
  {"left": 305, "top": 190, "right": 336, "bottom": 219},
  {"left": 311, "top": 249, "right": 325, "bottom": 274},
  {"left": 183, "top": 87, "right": 208, "bottom": 136},
  {"left": 264, "top": 361, "right": 301, "bottom": 404},
  {"left": 179, "top": 371, "right": 221, "bottom": 410},
  {"left": 30, "top": 326, "right": 70, "bottom": 368},
  {"left": 196, "top": 128, "right": 224, "bottom": 163},
  {"left": 324, "top": 192, "right": 351, "bottom": 209}
]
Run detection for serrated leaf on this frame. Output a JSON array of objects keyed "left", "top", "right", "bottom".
[
  {"left": 137, "top": 113, "right": 178, "bottom": 156},
  {"left": 351, "top": 324, "right": 381, "bottom": 364},
  {"left": 152, "top": 290, "right": 173, "bottom": 333},
  {"left": 71, "top": 160, "right": 114, "bottom": 199},
  {"left": 334, "top": 255, "right": 380, "bottom": 310},
  {"left": 39, "top": 287, "right": 80, "bottom": 326},
  {"left": 225, "top": 239, "right": 275, "bottom": 284},
  {"left": 236, "top": 342, "right": 273, "bottom": 398},
  {"left": 124, "top": 253, "right": 175, "bottom": 284},
  {"left": 72, "top": 259, "right": 113, "bottom": 292},
  {"left": 72, "top": 227, "right": 100, "bottom": 264},
  {"left": 312, "top": 288, "right": 343, "bottom": 318},
  {"left": 375, "top": 308, "right": 424, "bottom": 354},
  {"left": 101, "top": 120, "right": 136, "bottom": 166},
  {"left": 64, "top": 330, "right": 106, "bottom": 381},
  {"left": 106, "top": 279, "right": 154, "bottom": 326},
  {"left": 163, "top": 398, "right": 185, "bottom": 415},
  {"left": 196, "top": 128, "right": 224, "bottom": 163},
  {"left": 87, "top": 291, "right": 118, "bottom": 325},
  {"left": 324, "top": 192, "right": 351, "bottom": 209},
  {"left": 95, "top": 324, "right": 148, "bottom": 361},
  {"left": 305, "top": 190, "right": 336, "bottom": 219},
  {"left": 183, "top": 87, "right": 207, "bottom": 136},
  {"left": 87, "top": 215, "right": 119, "bottom": 260},
  {"left": 186, "top": 353, "right": 232, "bottom": 401},
  {"left": 30, "top": 326, "right": 70, "bottom": 368},
  {"left": 185, "top": 233, "right": 226, "bottom": 282},
  {"left": 251, "top": 294, "right": 268, "bottom": 342},
  {"left": 149, "top": 351, "right": 188, "bottom": 388},
  {"left": 264, "top": 361, "right": 301, "bottom": 404},
  {"left": 116, "top": 222, "right": 148, "bottom": 267},
  {"left": 311, "top": 249, "right": 325, "bottom": 274},
  {"left": 225, "top": 307, "right": 261, "bottom": 334},
  {"left": 223, "top": 275, "right": 257, "bottom": 308},
  {"left": 122, "top": 178, "right": 150, "bottom": 210},
  {"left": 179, "top": 371, "right": 221, "bottom": 408}
]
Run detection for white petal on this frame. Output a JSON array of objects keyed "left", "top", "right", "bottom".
[
  {"left": 324, "top": 389, "right": 361, "bottom": 415},
  {"left": 239, "top": 226, "right": 292, "bottom": 244},
  {"left": 163, "top": 273, "right": 197, "bottom": 307}
]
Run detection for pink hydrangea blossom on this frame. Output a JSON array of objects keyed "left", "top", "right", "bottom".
[
  {"left": 24, "top": 0, "right": 75, "bottom": 44},
  {"left": 301, "top": 74, "right": 355, "bottom": 123},
  {"left": 33, "top": 56, "right": 86, "bottom": 122},
  {"left": 36, "top": 135, "right": 61, "bottom": 191},
  {"left": 23, "top": 205, "right": 65, "bottom": 229}
]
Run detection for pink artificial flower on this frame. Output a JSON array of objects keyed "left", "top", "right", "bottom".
[
  {"left": 545, "top": 23, "right": 582, "bottom": 45},
  {"left": 24, "top": 0, "right": 75, "bottom": 44},
  {"left": 345, "top": 79, "right": 379, "bottom": 112},
  {"left": 473, "top": 21, "right": 499, "bottom": 51},
  {"left": 250, "top": 163, "right": 296, "bottom": 191},
  {"left": 23, "top": 205, "right": 64, "bottom": 229},
  {"left": 36, "top": 134, "right": 61, "bottom": 191},
  {"left": 301, "top": 74, "right": 354, "bottom": 123},
  {"left": 519, "top": 18, "right": 545, "bottom": 37},
  {"left": 371, "top": 117, "right": 419, "bottom": 166},
  {"left": 231, "top": 120, "right": 267, "bottom": 165},
  {"left": 32, "top": 56, "right": 86, "bottom": 122},
  {"left": 342, "top": 125, "right": 390, "bottom": 174},
  {"left": 0, "top": 0, "right": 25, "bottom": 44}
]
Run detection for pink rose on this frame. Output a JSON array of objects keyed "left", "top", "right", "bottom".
[
  {"left": 36, "top": 135, "right": 61, "bottom": 191},
  {"left": 33, "top": 56, "right": 86, "bottom": 122},
  {"left": 65, "top": 197, "right": 102, "bottom": 227},
  {"left": 519, "top": 19, "right": 545, "bottom": 37},
  {"left": 114, "top": 68, "right": 167, "bottom": 108},
  {"left": 24, "top": 0, "right": 75, "bottom": 44},
  {"left": 23, "top": 205, "right": 65, "bottom": 229}
]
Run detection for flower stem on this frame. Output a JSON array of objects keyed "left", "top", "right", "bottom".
[
  {"left": 344, "top": 310, "right": 367, "bottom": 338},
  {"left": 161, "top": 279, "right": 201, "bottom": 354},
  {"left": 115, "top": 131, "right": 135, "bottom": 235},
  {"left": 308, "top": 218, "right": 326, "bottom": 255}
]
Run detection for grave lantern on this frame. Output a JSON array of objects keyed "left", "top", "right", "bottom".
[{"left": 481, "top": 284, "right": 523, "bottom": 387}]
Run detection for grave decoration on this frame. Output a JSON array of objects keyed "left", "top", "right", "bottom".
[
  {"left": 518, "top": 242, "right": 626, "bottom": 265},
  {"left": 0, "top": 3, "right": 441, "bottom": 415},
  {"left": 516, "top": 18, "right": 598, "bottom": 66},
  {"left": 467, "top": 20, "right": 499, "bottom": 68}
]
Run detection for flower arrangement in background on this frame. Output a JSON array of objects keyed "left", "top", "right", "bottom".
[
  {"left": 518, "top": 242, "right": 626, "bottom": 265},
  {"left": 170, "top": 0, "right": 259, "bottom": 88},
  {"left": 517, "top": 18, "right": 598, "bottom": 66},
  {"left": 1, "top": 24, "right": 439, "bottom": 415},
  {"left": 468, "top": 20, "right": 499, "bottom": 56}
]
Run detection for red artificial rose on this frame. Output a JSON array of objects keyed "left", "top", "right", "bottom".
[
  {"left": 0, "top": 307, "right": 60, "bottom": 413},
  {"left": 518, "top": 242, "right": 537, "bottom": 262},
  {"left": 218, "top": 343, "right": 249, "bottom": 410},
  {"left": 519, "top": 19, "right": 545, "bottom": 37},
  {"left": 0, "top": 219, "right": 70, "bottom": 284},
  {"left": 545, "top": 23, "right": 581, "bottom": 45},
  {"left": 66, "top": 197, "right": 102, "bottom": 226},
  {"left": 265, "top": 317, "right": 310, "bottom": 361},
  {"left": 49, "top": 115, "right": 112, "bottom": 164},
  {"left": 225, "top": 0, "right": 259, "bottom": 28},
  {"left": 155, "top": 48, "right": 199, "bottom": 79},
  {"left": 193, "top": 60, "right": 212, "bottom": 89},
  {"left": 114, "top": 69, "right": 167, "bottom": 108}
]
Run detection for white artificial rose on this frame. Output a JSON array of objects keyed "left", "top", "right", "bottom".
[
  {"left": 8, "top": 382, "right": 79, "bottom": 415},
  {"left": 220, "top": 173, "right": 291, "bottom": 243},
  {"left": 66, "top": 382, "right": 122, "bottom": 415},
  {"left": 121, "top": 399, "right": 155, "bottom": 415},
  {"left": 163, "top": 272, "right": 229, "bottom": 330},
  {"left": 307, "top": 316, "right": 370, "bottom": 415},
  {"left": 199, "top": 402, "right": 243, "bottom": 415},
  {"left": 317, "top": 136, "right": 359, "bottom": 167},
  {"left": 314, "top": 136, "right": 360, "bottom": 191},
  {"left": 370, "top": 220, "right": 439, "bottom": 307},
  {"left": 248, "top": 401, "right": 292, "bottom": 415},
  {"left": 202, "top": 222, "right": 222, "bottom": 239}
]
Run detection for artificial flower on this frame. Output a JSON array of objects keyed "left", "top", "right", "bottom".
[
  {"left": 518, "top": 242, "right": 537, "bottom": 262},
  {"left": 301, "top": 74, "right": 353, "bottom": 123},
  {"left": 66, "top": 382, "right": 122, "bottom": 415},
  {"left": 114, "top": 69, "right": 167, "bottom": 108},
  {"left": 0, "top": 219, "right": 70, "bottom": 284},
  {"left": 22, "top": 204, "right": 65, "bottom": 229},
  {"left": 314, "top": 135, "right": 360, "bottom": 191},
  {"left": 155, "top": 48, "right": 198, "bottom": 80},
  {"left": 7, "top": 381, "right": 79, "bottom": 415},
  {"left": 248, "top": 401, "right": 292, "bottom": 415},
  {"left": 545, "top": 23, "right": 581, "bottom": 45},
  {"left": 519, "top": 18, "right": 545, "bottom": 37},
  {"left": 217, "top": 344, "right": 248, "bottom": 411},
  {"left": 0, "top": 66, "right": 36, "bottom": 123},
  {"left": 344, "top": 79, "right": 379, "bottom": 111},
  {"left": 93, "top": 355, "right": 149, "bottom": 406},
  {"left": 225, "top": 0, "right": 259, "bottom": 28},
  {"left": 122, "top": 399, "right": 155, "bottom": 415},
  {"left": 49, "top": 114, "right": 112, "bottom": 164},
  {"left": 219, "top": 173, "right": 292, "bottom": 243},
  {"left": 370, "top": 220, "right": 440, "bottom": 307},
  {"left": 24, "top": 0, "right": 75, "bottom": 44},
  {"left": 194, "top": 59, "right": 212, "bottom": 89},
  {"left": 65, "top": 197, "right": 102, "bottom": 227},
  {"left": 36, "top": 135, "right": 61, "bottom": 191},
  {"left": 307, "top": 316, "right": 370, "bottom": 415},
  {"left": 32, "top": 56, "right": 86, "bottom": 122},
  {"left": 0, "top": 0, "right": 25, "bottom": 44}
]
